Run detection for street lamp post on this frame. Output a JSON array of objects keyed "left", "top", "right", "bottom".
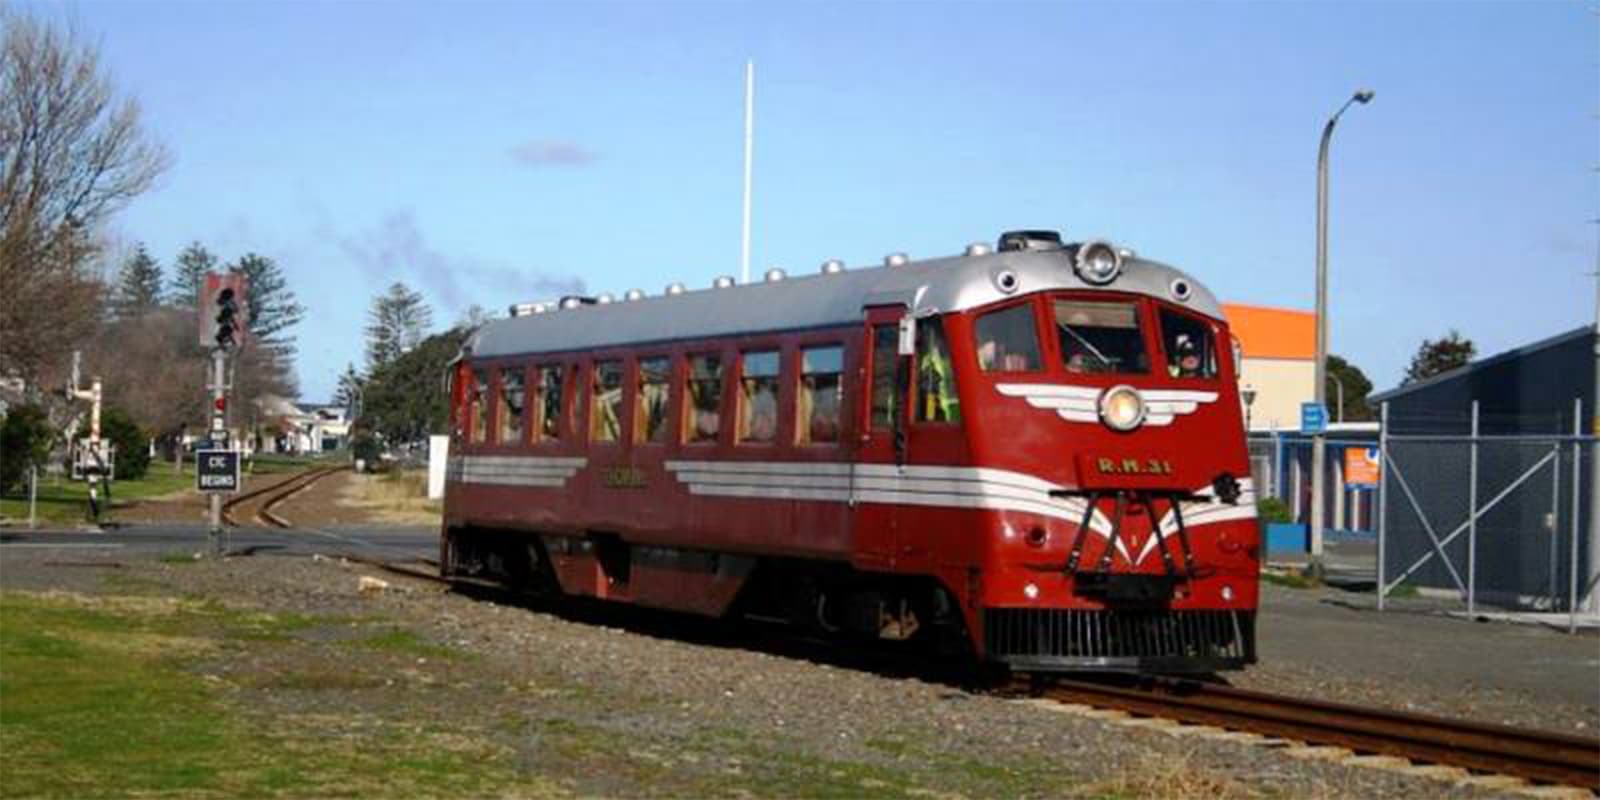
[{"left": 1311, "top": 88, "right": 1374, "bottom": 576}]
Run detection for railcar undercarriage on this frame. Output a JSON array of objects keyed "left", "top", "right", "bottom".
[{"left": 442, "top": 525, "right": 1252, "bottom": 675}]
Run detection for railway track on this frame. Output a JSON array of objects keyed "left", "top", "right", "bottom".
[
  {"left": 221, "top": 466, "right": 347, "bottom": 528},
  {"left": 1028, "top": 677, "right": 1600, "bottom": 791},
  {"left": 327, "top": 553, "right": 1600, "bottom": 792}
]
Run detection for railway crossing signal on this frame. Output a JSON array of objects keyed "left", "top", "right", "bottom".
[{"left": 199, "top": 272, "right": 249, "bottom": 350}]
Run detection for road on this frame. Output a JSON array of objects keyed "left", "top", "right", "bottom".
[{"left": 0, "top": 523, "right": 438, "bottom": 562}]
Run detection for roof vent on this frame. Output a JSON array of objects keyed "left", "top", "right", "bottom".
[
  {"left": 884, "top": 252, "right": 910, "bottom": 267},
  {"left": 965, "top": 242, "right": 994, "bottom": 257},
  {"left": 508, "top": 303, "right": 535, "bottom": 317},
  {"left": 665, "top": 282, "right": 687, "bottom": 296},
  {"left": 623, "top": 288, "right": 646, "bottom": 302},
  {"left": 997, "top": 230, "right": 1063, "bottom": 252},
  {"left": 712, "top": 275, "right": 736, "bottom": 289},
  {"left": 764, "top": 267, "right": 787, "bottom": 282},
  {"left": 558, "top": 296, "right": 585, "bottom": 310},
  {"left": 820, "top": 258, "right": 846, "bottom": 274}
]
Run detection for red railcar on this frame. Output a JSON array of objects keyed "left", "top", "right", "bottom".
[{"left": 442, "top": 230, "right": 1259, "bottom": 673}]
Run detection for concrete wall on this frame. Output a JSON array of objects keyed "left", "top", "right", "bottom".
[{"left": 1239, "top": 357, "right": 1315, "bottom": 432}]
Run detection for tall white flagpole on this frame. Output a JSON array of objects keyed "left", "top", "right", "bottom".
[{"left": 741, "top": 60, "right": 754, "bottom": 285}]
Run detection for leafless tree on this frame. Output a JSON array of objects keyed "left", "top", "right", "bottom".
[{"left": 0, "top": 10, "right": 169, "bottom": 385}]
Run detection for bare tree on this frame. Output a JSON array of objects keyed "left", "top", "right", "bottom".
[{"left": 0, "top": 10, "right": 169, "bottom": 384}]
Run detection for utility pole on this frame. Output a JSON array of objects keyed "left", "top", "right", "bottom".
[{"left": 740, "top": 59, "right": 754, "bottom": 285}]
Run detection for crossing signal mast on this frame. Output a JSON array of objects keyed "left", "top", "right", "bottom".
[{"left": 200, "top": 273, "right": 248, "bottom": 554}]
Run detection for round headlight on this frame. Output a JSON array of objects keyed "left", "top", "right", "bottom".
[
  {"left": 1099, "top": 385, "right": 1146, "bottom": 431},
  {"left": 1075, "top": 240, "right": 1123, "bottom": 285}
]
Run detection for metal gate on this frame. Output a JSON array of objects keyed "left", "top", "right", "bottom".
[{"left": 1376, "top": 400, "right": 1596, "bottom": 631}]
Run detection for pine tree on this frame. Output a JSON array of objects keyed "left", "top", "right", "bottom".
[
  {"left": 1402, "top": 331, "right": 1476, "bottom": 385},
  {"left": 168, "top": 241, "right": 216, "bottom": 308},
  {"left": 229, "top": 252, "right": 305, "bottom": 356},
  {"left": 111, "top": 244, "right": 163, "bottom": 319},
  {"left": 365, "top": 282, "right": 433, "bottom": 373}
]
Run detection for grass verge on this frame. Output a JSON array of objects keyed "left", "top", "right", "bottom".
[{"left": 0, "top": 590, "right": 552, "bottom": 798}]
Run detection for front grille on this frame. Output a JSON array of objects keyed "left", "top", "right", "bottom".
[{"left": 984, "top": 608, "right": 1255, "bottom": 672}]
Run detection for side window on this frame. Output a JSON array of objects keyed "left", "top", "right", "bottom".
[
  {"left": 498, "top": 368, "right": 525, "bottom": 445},
  {"left": 738, "top": 350, "right": 780, "bottom": 444},
  {"left": 1159, "top": 308, "right": 1219, "bottom": 379},
  {"left": 869, "top": 324, "right": 898, "bottom": 431},
  {"left": 535, "top": 364, "right": 563, "bottom": 442},
  {"left": 685, "top": 354, "right": 723, "bottom": 444},
  {"left": 974, "top": 303, "right": 1041, "bottom": 372},
  {"left": 573, "top": 364, "right": 587, "bottom": 441},
  {"left": 591, "top": 360, "right": 623, "bottom": 443},
  {"left": 636, "top": 356, "right": 671, "bottom": 444},
  {"left": 799, "top": 345, "right": 843, "bottom": 445},
  {"left": 469, "top": 369, "right": 488, "bottom": 443},
  {"left": 915, "top": 318, "right": 960, "bottom": 423}
]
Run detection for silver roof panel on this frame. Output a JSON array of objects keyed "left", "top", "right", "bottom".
[{"left": 468, "top": 248, "right": 1223, "bottom": 359}]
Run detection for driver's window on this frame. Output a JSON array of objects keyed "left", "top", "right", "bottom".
[
  {"left": 915, "top": 318, "right": 960, "bottom": 423},
  {"left": 1053, "top": 300, "right": 1149, "bottom": 375},
  {"left": 1159, "top": 308, "right": 1219, "bottom": 379}
]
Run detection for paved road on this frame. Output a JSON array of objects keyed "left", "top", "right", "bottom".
[{"left": 0, "top": 523, "right": 438, "bottom": 562}]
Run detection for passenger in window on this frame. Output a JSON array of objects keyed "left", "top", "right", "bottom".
[
  {"left": 1169, "top": 335, "right": 1203, "bottom": 378},
  {"left": 975, "top": 304, "right": 1041, "bottom": 373}
]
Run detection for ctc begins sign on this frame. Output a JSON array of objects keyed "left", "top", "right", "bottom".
[{"left": 196, "top": 449, "right": 241, "bottom": 493}]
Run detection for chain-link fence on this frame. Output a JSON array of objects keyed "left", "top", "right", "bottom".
[{"left": 1376, "top": 401, "right": 1596, "bottom": 628}]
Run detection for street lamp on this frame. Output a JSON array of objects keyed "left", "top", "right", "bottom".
[{"left": 1311, "top": 88, "right": 1374, "bottom": 575}]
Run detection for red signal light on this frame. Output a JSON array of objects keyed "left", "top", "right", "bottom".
[{"left": 214, "top": 397, "right": 227, "bottom": 412}]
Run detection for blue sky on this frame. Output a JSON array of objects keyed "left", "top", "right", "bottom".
[{"left": 33, "top": 1, "right": 1600, "bottom": 402}]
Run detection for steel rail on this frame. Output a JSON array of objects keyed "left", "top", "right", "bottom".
[
  {"left": 221, "top": 466, "right": 345, "bottom": 527},
  {"left": 1039, "top": 678, "right": 1600, "bottom": 790}
]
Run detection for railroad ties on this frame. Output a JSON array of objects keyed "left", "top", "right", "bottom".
[{"left": 1017, "top": 677, "right": 1599, "bottom": 794}]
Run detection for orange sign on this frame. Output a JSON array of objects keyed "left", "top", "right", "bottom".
[{"left": 1344, "top": 447, "right": 1380, "bottom": 488}]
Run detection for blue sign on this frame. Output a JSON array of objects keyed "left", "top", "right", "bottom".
[{"left": 1300, "top": 402, "right": 1328, "bottom": 434}]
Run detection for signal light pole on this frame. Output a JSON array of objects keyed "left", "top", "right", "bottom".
[{"left": 201, "top": 273, "right": 247, "bottom": 556}]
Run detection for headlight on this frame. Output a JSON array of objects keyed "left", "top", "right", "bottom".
[
  {"left": 1099, "top": 385, "right": 1146, "bottom": 431},
  {"left": 1075, "top": 240, "right": 1123, "bottom": 285}
]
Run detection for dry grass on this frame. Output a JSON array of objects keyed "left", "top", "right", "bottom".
[
  {"left": 1079, "top": 748, "right": 1275, "bottom": 799},
  {"left": 335, "top": 470, "right": 441, "bottom": 525}
]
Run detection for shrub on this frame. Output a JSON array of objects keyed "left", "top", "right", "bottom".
[
  {"left": 0, "top": 404, "right": 55, "bottom": 494},
  {"left": 100, "top": 408, "right": 151, "bottom": 481},
  {"left": 1256, "top": 496, "right": 1294, "bottom": 525}
]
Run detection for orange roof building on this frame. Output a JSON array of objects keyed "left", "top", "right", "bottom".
[
  {"left": 1222, "top": 303, "right": 1315, "bottom": 430},
  {"left": 1222, "top": 303, "right": 1315, "bottom": 361}
]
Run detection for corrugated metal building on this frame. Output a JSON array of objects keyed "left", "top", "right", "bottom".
[{"left": 1369, "top": 327, "right": 1596, "bottom": 610}]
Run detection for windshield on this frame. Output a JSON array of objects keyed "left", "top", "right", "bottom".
[{"left": 1053, "top": 300, "right": 1149, "bottom": 375}]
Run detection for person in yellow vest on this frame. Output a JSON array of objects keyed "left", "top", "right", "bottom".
[{"left": 919, "top": 329, "right": 961, "bottom": 422}]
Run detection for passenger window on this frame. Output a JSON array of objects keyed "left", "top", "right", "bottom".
[
  {"left": 869, "top": 324, "right": 898, "bottom": 431},
  {"left": 799, "top": 345, "right": 843, "bottom": 445},
  {"left": 685, "top": 354, "right": 723, "bottom": 444},
  {"left": 498, "top": 368, "right": 525, "bottom": 445},
  {"left": 738, "top": 350, "right": 780, "bottom": 443},
  {"left": 974, "top": 303, "right": 1041, "bottom": 372},
  {"left": 916, "top": 318, "right": 961, "bottom": 423},
  {"left": 1159, "top": 308, "right": 1219, "bottom": 379},
  {"left": 535, "top": 365, "right": 563, "bottom": 442},
  {"left": 1054, "top": 300, "right": 1149, "bottom": 375},
  {"left": 636, "top": 356, "right": 671, "bottom": 444},
  {"left": 469, "top": 369, "right": 488, "bottom": 443},
  {"left": 591, "top": 360, "right": 623, "bottom": 443}
]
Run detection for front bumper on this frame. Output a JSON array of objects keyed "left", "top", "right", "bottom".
[{"left": 983, "top": 607, "right": 1256, "bottom": 674}]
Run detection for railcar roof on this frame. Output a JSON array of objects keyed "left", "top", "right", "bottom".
[{"left": 466, "top": 247, "right": 1223, "bottom": 360}]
